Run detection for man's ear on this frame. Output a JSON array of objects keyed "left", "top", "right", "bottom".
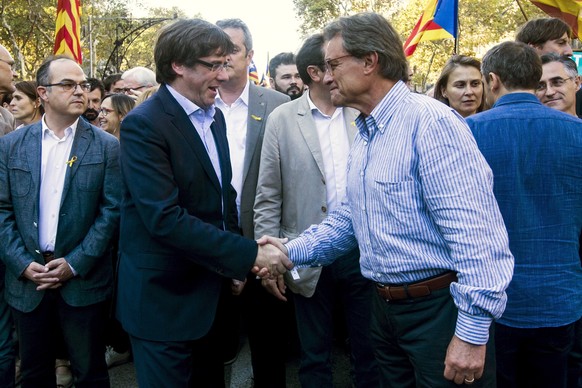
[
  {"left": 362, "top": 51, "right": 379, "bottom": 75},
  {"left": 306, "top": 65, "right": 321, "bottom": 83},
  {"left": 488, "top": 72, "right": 501, "bottom": 92}
]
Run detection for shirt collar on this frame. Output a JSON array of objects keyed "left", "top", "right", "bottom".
[
  {"left": 307, "top": 90, "right": 342, "bottom": 119},
  {"left": 355, "top": 80, "right": 409, "bottom": 138},
  {"left": 492, "top": 92, "right": 541, "bottom": 109},
  {"left": 166, "top": 83, "right": 216, "bottom": 119},
  {"left": 216, "top": 80, "right": 250, "bottom": 107},
  {"left": 41, "top": 114, "right": 78, "bottom": 138}
]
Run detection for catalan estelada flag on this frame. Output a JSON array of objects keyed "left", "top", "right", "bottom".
[
  {"left": 403, "top": 0, "right": 458, "bottom": 58},
  {"left": 249, "top": 61, "right": 259, "bottom": 85},
  {"left": 530, "top": 0, "right": 582, "bottom": 37},
  {"left": 53, "top": 0, "right": 82, "bottom": 64}
]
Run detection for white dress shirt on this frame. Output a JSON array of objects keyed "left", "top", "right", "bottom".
[
  {"left": 39, "top": 116, "right": 77, "bottom": 252},
  {"left": 215, "top": 81, "right": 250, "bottom": 223},
  {"left": 307, "top": 92, "right": 350, "bottom": 212}
]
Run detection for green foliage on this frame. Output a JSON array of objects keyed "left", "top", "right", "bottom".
[
  {"left": 0, "top": 0, "right": 184, "bottom": 81},
  {"left": 294, "top": 0, "right": 547, "bottom": 90}
]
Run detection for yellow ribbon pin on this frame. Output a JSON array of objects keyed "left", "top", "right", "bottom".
[
  {"left": 251, "top": 114, "right": 262, "bottom": 121},
  {"left": 66, "top": 156, "right": 77, "bottom": 167}
]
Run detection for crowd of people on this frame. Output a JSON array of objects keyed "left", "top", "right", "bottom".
[{"left": 0, "top": 11, "right": 578, "bottom": 388}]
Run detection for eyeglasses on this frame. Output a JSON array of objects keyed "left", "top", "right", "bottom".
[
  {"left": 99, "top": 107, "right": 114, "bottom": 116},
  {"left": 42, "top": 81, "right": 92, "bottom": 92},
  {"left": 536, "top": 76, "right": 573, "bottom": 92},
  {"left": 324, "top": 54, "right": 354, "bottom": 74},
  {"left": 194, "top": 58, "right": 229, "bottom": 72},
  {"left": 0, "top": 58, "right": 15, "bottom": 71},
  {"left": 118, "top": 85, "right": 148, "bottom": 94}
]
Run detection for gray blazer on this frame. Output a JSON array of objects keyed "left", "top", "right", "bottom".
[
  {"left": 238, "top": 83, "right": 289, "bottom": 239},
  {"left": 0, "top": 119, "right": 121, "bottom": 312},
  {"left": 254, "top": 93, "right": 358, "bottom": 296},
  {"left": 0, "top": 106, "right": 15, "bottom": 136}
]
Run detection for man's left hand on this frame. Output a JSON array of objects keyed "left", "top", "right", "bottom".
[
  {"left": 33, "top": 258, "right": 74, "bottom": 290},
  {"left": 443, "top": 335, "right": 486, "bottom": 385}
]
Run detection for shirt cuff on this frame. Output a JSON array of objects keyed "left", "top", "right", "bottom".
[
  {"left": 285, "top": 238, "right": 311, "bottom": 266},
  {"left": 455, "top": 310, "right": 493, "bottom": 345},
  {"left": 68, "top": 262, "right": 77, "bottom": 277}
]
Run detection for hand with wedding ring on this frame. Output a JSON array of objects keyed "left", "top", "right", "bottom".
[{"left": 443, "top": 335, "right": 486, "bottom": 385}]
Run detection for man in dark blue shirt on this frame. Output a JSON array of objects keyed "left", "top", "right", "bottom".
[{"left": 467, "top": 41, "right": 582, "bottom": 388}]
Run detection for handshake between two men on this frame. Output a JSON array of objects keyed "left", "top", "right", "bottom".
[{"left": 252, "top": 236, "right": 293, "bottom": 279}]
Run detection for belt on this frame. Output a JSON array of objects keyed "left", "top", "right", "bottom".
[
  {"left": 376, "top": 271, "right": 457, "bottom": 301},
  {"left": 41, "top": 251, "right": 56, "bottom": 263}
]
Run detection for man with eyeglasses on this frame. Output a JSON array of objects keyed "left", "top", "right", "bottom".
[
  {"left": 536, "top": 53, "right": 581, "bottom": 117},
  {"left": 116, "top": 19, "right": 292, "bottom": 387},
  {"left": 120, "top": 66, "right": 157, "bottom": 99},
  {"left": 261, "top": 13, "right": 514, "bottom": 387},
  {"left": 467, "top": 41, "right": 582, "bottom": 388},
  {"left": 0, "top": 55, "right": 121, "bottom": 387}
]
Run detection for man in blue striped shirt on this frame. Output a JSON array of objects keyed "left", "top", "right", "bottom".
[{"left": 260, "top": 13, "right": 513, "bottom": 387}]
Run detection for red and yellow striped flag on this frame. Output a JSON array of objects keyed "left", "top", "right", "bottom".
[
  {"left": 53, "top": 0, "right": 82, "bottom": 64},
  {"left": 531, "top": 0, "right": 582, "bottom": 37}
]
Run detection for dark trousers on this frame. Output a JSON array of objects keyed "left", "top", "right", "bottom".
[
  {"left": 0, "top": 270, "right": 14, "bottom": 388},
  {"left": 242, "top": 274, "right": 294, "bottom": 388},
  {"left": 496, "top": 321, "right": 576, "bottom": 388},
  {"left": 567, "top": 317, "right": 582, "bottom": 388},
  {"left": 294, "top": 254, "right": 379, "bottom": 388},
  {"left": 371, "top": 287, "right": 496, "bottom": 388},
  {"left": 130, "top": 315, "right": 225, "bottom": 388},
  {"left": 12, "top": 291, "right": 109, "bottom": 388}
]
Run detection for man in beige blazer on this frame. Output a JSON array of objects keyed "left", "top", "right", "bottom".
[{"left": 254, "top": 34, "right": 379, "bottom": 388}]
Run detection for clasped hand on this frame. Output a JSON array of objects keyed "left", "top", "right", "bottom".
[
  {"left": 24, "top": 258, "right": 74, "bottom": 291},
  {"left": 252, "top": 235, "right": 293, "bottom": 279}
]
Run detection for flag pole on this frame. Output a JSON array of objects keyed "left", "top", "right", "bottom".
[{"left": 515, "top": 0, "right": 529, "bottom": 21}]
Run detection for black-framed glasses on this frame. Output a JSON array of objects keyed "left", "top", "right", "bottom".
[
  {"left": 536, "top": 76, "right": 573, "bottom": 92},
  {"left": 194, "top": 58, "right": 229, "bottom": 72},
  {"left": 0, "top": 58, "right": 15, "bottom": 71},
  {"left": 99, "top": 107, "right": 114, "bottom": 116},
  {"left": 324, "top": 54, "right": 354, "bottom": 74},
  {"left": 118, "top": 85, "right": 148, "bottom": 94},
  {"left": 42, "top": 81, "right": 92, "bottom": 92}
]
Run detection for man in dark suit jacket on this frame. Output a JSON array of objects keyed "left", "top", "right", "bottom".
[
  {"left": 0, "top": 56, "right": 120, "bottom": 388},
  {"left": 215, "top": 18, "right": 291, "bottom": 386},
  {"left": 116, "top": 18, "right": 291, "bottom": 387}
]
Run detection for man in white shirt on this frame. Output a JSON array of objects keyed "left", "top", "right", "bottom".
[
  {"left": 215, "top": 18, "right": 290, "bottom": 387},
  {"left": 254, "top": 33, "right": 379, "bottom": 388},
  {"left": 0, "top": 56, "right": 121, "bottom": 387}
]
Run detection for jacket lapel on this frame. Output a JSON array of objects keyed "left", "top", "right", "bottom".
[
  {"left": 297, "top": 95, "right": 326, "bottom": 178},
  {"left": 160, "top": 86, "right": 222, "bottom": 194},
  {"left": 61, "top": 120, "right": 92, "bottom": 207},
  {"left": 243, "top": 84, "right": 266, "bottom": 186}
]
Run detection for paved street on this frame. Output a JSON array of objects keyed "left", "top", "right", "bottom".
[{"left": 109, "top": 334, "right": 353, "bottom": 388}]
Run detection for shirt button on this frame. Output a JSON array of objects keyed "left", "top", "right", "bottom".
[{"left": 321, "top": 206, "right": 327, "bottom": 213}]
